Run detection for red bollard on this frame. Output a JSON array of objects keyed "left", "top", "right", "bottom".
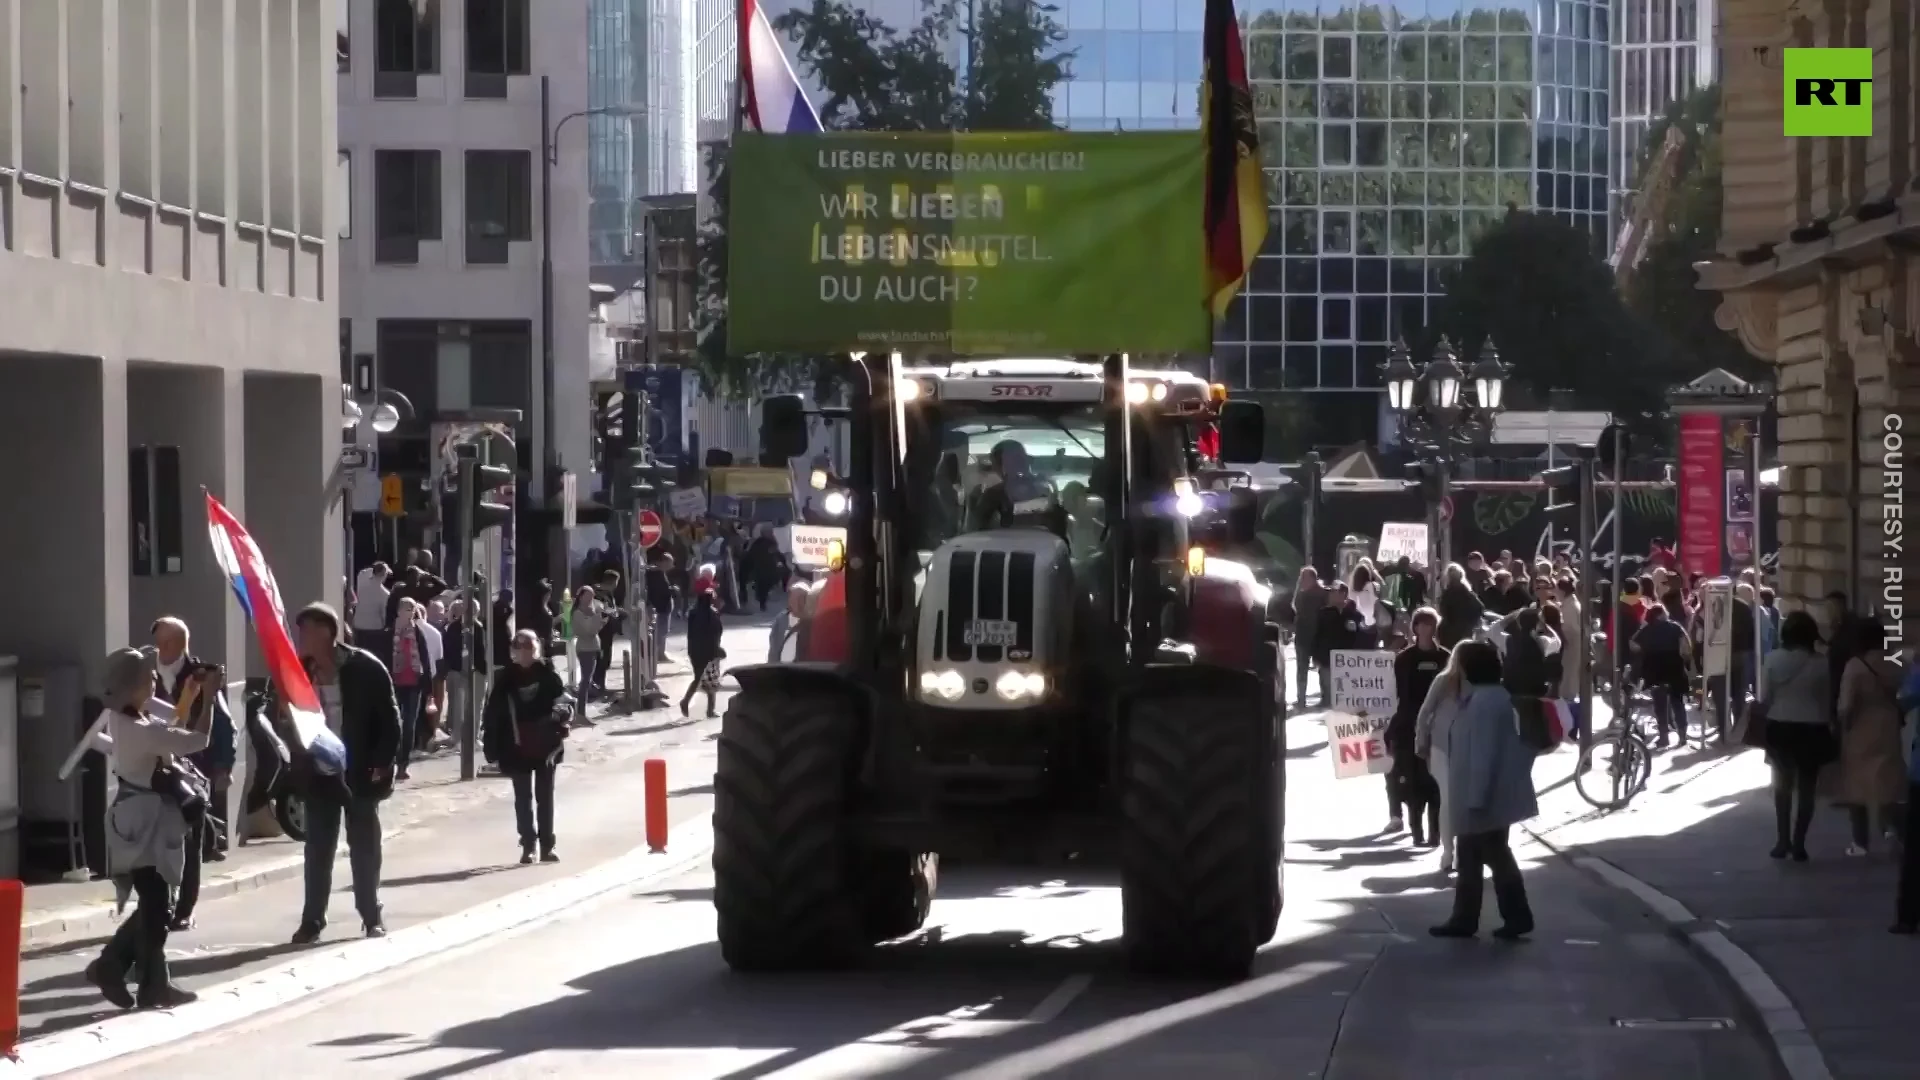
[
  {"left": 0, "top": 879, "right": 21, "bottom": 1056},
  {"left": 644, "top": 757, "right": 669, "bottom": 853}
]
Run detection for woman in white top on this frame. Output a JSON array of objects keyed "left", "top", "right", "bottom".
[
  {"left": 84, "top": 647, "right": 212, "bottom": 1011},
  {"left": 1351, "top": 560, "right": 1384, "bottom": 630},
  {"left": 1415, "top": 643, "right": 1470, "bottom": 873}
]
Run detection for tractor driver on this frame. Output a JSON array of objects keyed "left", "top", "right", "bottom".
[{"left": 964, "top": 440, "right": 1067, "bottom": 537}]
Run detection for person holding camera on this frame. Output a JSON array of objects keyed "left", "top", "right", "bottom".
[
  {"left": 84, "top": 647, "right": 214, "bottom": 1010},
  {"left": 483, "top": 629, "right": 574, "bottom": 863},
  {"left": 148, "top": 616, "right": 236, "bottom": 930}
]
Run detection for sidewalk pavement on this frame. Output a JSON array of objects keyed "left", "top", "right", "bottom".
[
  {"left": 1286, "top": 646, "right": 1899, "bottom": 1080},
  {"left": 19, "top": 612, "right": 775, "bottom": 952},
  {"left": 1524, "top": 736, "right": 1910, "bottom": 1080}
]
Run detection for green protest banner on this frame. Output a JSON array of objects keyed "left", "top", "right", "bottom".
[{"left": 726, "top": 131, "right": 1209, "bottom": 356}]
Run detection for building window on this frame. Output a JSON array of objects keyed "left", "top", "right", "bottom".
[
  {"left": 466, "top": 0, "right": 530, "bottom": 98},
  {"left": 375, "top": 0, "right": 439, "bottom": 98},
  {"left": 374, "top": 149, "right": 442, "bottom": 264},
  {"left": 464, "top": 150, "right": 532, "bottom": 264},
  {"left": 337, "top": 150, "right": 352, "bottom": 238}
]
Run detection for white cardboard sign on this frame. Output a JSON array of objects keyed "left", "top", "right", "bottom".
[
  {"left": 1326, "top": 649, "right": 1398, "bottom": 779},
  {"left": 1700, "top": 576, "right": 1734, "bottom": 678},
  {"left": 668, "top": 487, "right": 708, "bottom": 520},
  {"left": 1376, "top": 522, "right": 1429, "bottom": 568},
  {"left": 784, "top": 525, "right": 847, "bottom": 568}
]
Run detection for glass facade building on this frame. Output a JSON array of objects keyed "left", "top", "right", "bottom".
[
  {"left": 589, "top": 0, "right": 641, "bottom": 263},
  {"left": 1608, "top": 0, "right": 1712, "bottom": 234},
  {"left": 591, "top": 0, "right": 690, "bottom": 264},
  {"left": 1208, "top": 1, "right": 1609, "bottom": 392}
]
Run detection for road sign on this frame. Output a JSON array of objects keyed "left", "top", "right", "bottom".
[
  {"left": 1490, "top": 410, "right": 1612, "bottom": 447},
  {"left": 561, "top": 471, "right": 578, "bottom": 530},
  {"left": 1438, "top": 495, "right": 1454, "bottom": 522},
  {"left": 339, "top": 446, "right": 371, "bottom": 470},
  {"left": 636, "top": 508, "right": 664, "bottom": 549},
  {"left": 379, "top": 473, "right": 405, "bottom": 517}
]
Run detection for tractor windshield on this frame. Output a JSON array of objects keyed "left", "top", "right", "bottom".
[{"left": 908, "top": 403, "right": 1108, "bottom": 553}]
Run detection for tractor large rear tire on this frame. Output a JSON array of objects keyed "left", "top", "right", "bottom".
[
  {"left": 1120, "top": 692, "right": 1269, "bottom": 980},
  {"left": 713, "top": 690, "right": 863, "bottom": 972}
]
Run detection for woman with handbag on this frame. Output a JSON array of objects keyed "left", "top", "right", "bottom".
[
  {"left": 84, "top": 648, "right": 212, "bottom": 1010},
  {"left": 1757, "top": 611, "right": 1837, "bottom": 861},
  {"left": 483, "top": 629, "right": 575, "bottom": 864},
  {"left": 680, "top": 584, "right": 727, "bottom": 718},
  {"left": 1834, "top": 620, "right": 1907, "bottom": 856}
]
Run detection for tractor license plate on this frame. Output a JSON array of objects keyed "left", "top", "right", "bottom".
[{"left": 962, "top": 619, "right": 1017, "bottom": 647}]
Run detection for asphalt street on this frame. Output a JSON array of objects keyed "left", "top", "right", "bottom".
[{"left": 68, "top": 704, "right": 1782, "bottom": 1080}]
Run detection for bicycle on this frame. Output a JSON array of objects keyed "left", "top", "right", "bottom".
[{"left": 1574, "top": 698, "right": 1655, "bottom": 811}]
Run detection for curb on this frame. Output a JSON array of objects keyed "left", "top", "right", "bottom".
[
  {"left": 1521, "top": 822, "right": 1834, "bottom": 1080},
  {"left": 4, "top": 818, "right": 714, "bottom": 1078}
]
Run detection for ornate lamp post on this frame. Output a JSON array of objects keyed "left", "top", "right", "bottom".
[{"left": 1383, "top": 337, "right": 1509, "bottom": 578}]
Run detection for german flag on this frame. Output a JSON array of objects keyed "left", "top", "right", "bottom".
[{"left": 1202, "top": 0, "right": 1267, "bottom": 320}]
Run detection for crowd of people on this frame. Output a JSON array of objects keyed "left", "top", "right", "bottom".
[{"left": 1285, "top": 542, "right": 1920, "bottom": 942}]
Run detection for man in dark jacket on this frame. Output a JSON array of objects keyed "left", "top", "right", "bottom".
[
  {"left": 290, "top": 603, "right": 400, "bottom": 944},
  {"left": 1311, "top": 583, "right": 1350, "bottom": 708},
  {"left": 148, "top": 617, "right": 236, "bottom": 931}
]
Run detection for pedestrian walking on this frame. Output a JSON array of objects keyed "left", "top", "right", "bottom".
[
  {"left": 681, "top": 585, "right": 726, "bottom": 718},
  {"left": 1435, "top": 563, "right": 1484, "bottom": 650},
  {"left": 1758, "top": 611, "right": 1836, "bottom": 862},
  {"left": 1834, "top": 620, "right": 1906, "bottom": 856},
  {"left": 1429, "top": 640, "right": 1537, "bottom": 940},
  {"left": 290, "top": 603, "right": 399, "bottom": 943},
  {"left": 147, "top": 617, "right": 236, "bottom": 930},
  {"left": 1415, "top": 643, "right": 1468, "bottom": 873},
  {"left": 84, "top": 648, "right": 212, "bottom": 1009},
  {"left": 1388, "top": 608, "right": 1447, "bottom": 847},
  {"left": 768, "top": 583, "right": 805, "bottom": 662},
  {"left": 1291, "top": 568, "right": 1324, "bottom": 710},
  {"left": 483, "top": 629, "right": 574, "bottom": 864},
  {"left": 647, "top": 553, "right": 680, "bottom": 665},
  {"left": 569, "top": 586, "right": 607, "bottom": 703},
  {"left": 419, "top": 600, "right": 447, "bottom": 753},
  {"left": 1892, "top": 654, "right": 1920, "bottom": 935},
  {"left": 389, "top": 597, "right": 433, "bottom": 781},
  {"left": 351, "top": 563, "right": 393, "bottom": 661},
  {"left": 594, "top": 572, "right": 623, "bottom": 694}
]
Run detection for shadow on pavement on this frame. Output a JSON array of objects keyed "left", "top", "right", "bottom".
[{"left": 383, "top": 865, "right": 518, "bottom": 889}]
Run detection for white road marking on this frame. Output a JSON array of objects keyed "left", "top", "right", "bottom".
[{"left": 1023, "top": 974, "right": 1093, "bottom": 1023}]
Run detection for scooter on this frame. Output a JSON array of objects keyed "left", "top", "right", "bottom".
[{"left": 243, "top": 682, "right": 307, "bottom": 842}]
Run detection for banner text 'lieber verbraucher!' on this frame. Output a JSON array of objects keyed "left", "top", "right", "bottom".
[{"left": 809, "top": 148, "right": 1088, "bottom": 306}]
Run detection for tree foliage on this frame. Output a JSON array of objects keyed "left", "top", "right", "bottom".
[
  {"left": 1621, "top": 85, "right": 1768, "bottom": 385},
  {"left": 692, "top": 0, "right": 1069, "bottom": 395},
  {"left": 1434, "top": 208, "right": 1670, "bottom": 432}
]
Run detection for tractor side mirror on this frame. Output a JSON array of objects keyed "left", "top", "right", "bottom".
[
  {"left": 758, "top": 394, "right": 810, "bottom": 461},
  {"left": 1216, "top": 400, "right": 1264, "bottom": 464}
]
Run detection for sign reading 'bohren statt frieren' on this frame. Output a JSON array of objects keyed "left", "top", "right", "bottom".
[{"left": 726, "top": 131, "right": 1211, "bottom": 356}]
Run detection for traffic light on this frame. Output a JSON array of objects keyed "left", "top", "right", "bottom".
[
  {"left": 469, "top": 462, "right": 514, "bottom": 532},
  {"left": 1404, "top": 460, "right": 1444, "bottom": 503},
  {"left": 595, "top": 391, "right": 634, "bottom": 472},
  {"left": 628, "top": 460, "right": 676, "bottom": 502},
  {"left": 1538, "top": 465, "right": 1579, "bottom": 514},
  {"left": 1597, "top": 423, "right": 1629, "bottom": 466}
]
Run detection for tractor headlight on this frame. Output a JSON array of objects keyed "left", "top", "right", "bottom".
[
  {"left": 919, "top": 669, "right": 966, "bottom": 702},
  {"left": 994, "top": 670, "right": 1047, "bottom": 700},
  {"left": 822, "top": 489, "right": 850, "bottom": 516}
]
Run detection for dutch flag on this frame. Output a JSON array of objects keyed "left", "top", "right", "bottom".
[{"left": 740, "top": 0, "right": 822, "bottom": 135}]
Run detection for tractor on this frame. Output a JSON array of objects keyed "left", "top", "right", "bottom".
[{"left": 712, "top": 354, "right": 1286, "bottom": 980}]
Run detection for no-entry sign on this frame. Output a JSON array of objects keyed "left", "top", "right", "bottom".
[{"left": 636, "top": 509, "right": 664, "bottom": 549}]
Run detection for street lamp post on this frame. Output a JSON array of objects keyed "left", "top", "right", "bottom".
[
  {"left": 1383, "top": 337, "right": 1508, "bottom": 587},
  {"left": 540, "top": 78, "right": 642, "bottom": 494}
]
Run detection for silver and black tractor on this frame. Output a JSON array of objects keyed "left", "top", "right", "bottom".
[{"left": 712, "top": 354, "right": 1286, "bottom": 980}]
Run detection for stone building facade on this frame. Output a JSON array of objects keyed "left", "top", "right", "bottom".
[{"left": 1699, "top": 0, "right": 1917, "bottom": 645}]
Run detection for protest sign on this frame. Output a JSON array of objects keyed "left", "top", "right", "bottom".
[{"left": 1326, "top": 648, "right": 1398, "bottom": 779}]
